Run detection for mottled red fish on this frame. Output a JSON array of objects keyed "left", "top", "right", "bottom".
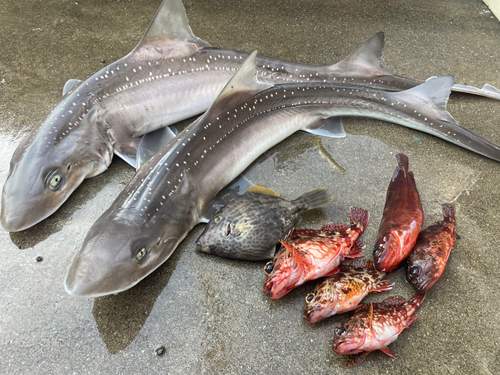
[
  {"left": 373, "top": 154, "right": 424, "bottom": 272},
  {"left": 407, "top": 203, "right": 456, "bottom": 293},
  {"left": 333, "top": 292, "right": 425, "bottom": 368},
  {"left": 304, "top": 259, "right": 394, "bottom": 324},
  {"left": 263, "top": 207, "right": 369, "bottom": 300}
]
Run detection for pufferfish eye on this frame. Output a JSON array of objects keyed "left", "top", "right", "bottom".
[
  {"left": 264, "top": 262, "right": 274, "bottom": 275},
  {"left": 335, "top": 326, "right": 346, "bottom": 336},
  {"left": 305, "top": 293, "right": 315, "bottom": 303},
  {"left": 213, "top": 215, "right": 223, "bottom": 223},
  {"left": 48, "top": 173, "right": 63, "bottom": 191}
]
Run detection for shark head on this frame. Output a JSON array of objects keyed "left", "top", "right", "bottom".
[
  {"left": 1, "top": 93, "right": 113, "bottom": 232},
  {"left": 64, "top": 162, "right": 199, "bottom": 297}
]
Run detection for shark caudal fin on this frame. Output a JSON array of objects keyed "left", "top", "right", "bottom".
[
  {"left": 133, "top": 0, "right": 210, "bottom": 54},
  {"left": 387, "top": 76, "right": 500, "bottom": 162}
]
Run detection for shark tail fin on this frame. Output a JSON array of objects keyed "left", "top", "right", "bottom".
[
  {"left": 133, "top": 0, "right": 210, "bottom": 52},
  {"left": 328, "top": 32, "right": 391, "bottom": 78}
]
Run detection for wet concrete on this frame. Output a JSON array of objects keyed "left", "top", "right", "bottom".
[{"left": 1, "top": 0, "right": 500, "bottom": 373}]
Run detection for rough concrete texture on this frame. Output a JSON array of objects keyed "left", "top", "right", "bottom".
[{"left": 1, "top": 0, "right": 500, "bottom": 373}]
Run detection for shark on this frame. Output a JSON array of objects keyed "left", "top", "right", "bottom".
[
  {"left": 2, "top": 0, "right": 500, "bottom": 232},
  {"left": 64, "top": 50, "right": 500, "bottom": 297}
]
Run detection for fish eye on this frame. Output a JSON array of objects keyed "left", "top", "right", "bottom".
[
  {"left": 373, "top": 248, "right": 382, "bottom": 258},
  {"left": 264, "top": 262, "right": 274, "bottom": 275},
  {"left": 213, "top": 215, "right": 223, "bottom": 223},
  {"left": 409, "top": 265, "right": 421, "bottom": 277},
  {"left": 135, "top": 247, "right": 149, "bottom": 261},
  {"left": 48, "top": 173, "right": 63, "bottom": 191},
  {"left": 335, "top": 326, "right": 346, "bottom": 336},
  {"left": 305, "top": 293, "right": 315, "bottom": 303}
]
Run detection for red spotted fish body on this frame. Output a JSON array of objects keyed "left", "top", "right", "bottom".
[
  {"left": 373, "top": 154, "right": 424, "bottom": 272},
  {"left": 333, "top": 293, "right": 425, "bottom": 368},
  {"left": 407, "top": 203, "right": 456, "bottom": 293},
  {"left": 304, "top": 259, "right": 394, "bottom": 324},
  {"left": 263, "top": 207, "right": 369, "bottom": 300}
]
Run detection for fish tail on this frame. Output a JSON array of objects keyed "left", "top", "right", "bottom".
[
  {"left": 349, "top": 206, "right": 370, "bottom": 232},
  {"left": 395, "top": 153, "right": 409, "bottom": 169},
  {"left": 294, "top": 187, "right": 334, "bottom": 210},
  {"left": 440, "top": 203, "right": 455, "bottom": 224}
]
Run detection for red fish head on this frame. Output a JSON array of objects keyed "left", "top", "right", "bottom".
[
  {"left": 373, "top": 232, "right": 401, "bottom": 272},
  {"left": 263, "top": 245, "right": 304, "bottom": 300},
  {"left": 407, "top": 253, "right": 441, "bottom": 293},
  {"left": 333, "top": 320, "right": 367, "bottom": 355},
  {"left": 304, "top": 283, "right": 339, "bottom": 324}
]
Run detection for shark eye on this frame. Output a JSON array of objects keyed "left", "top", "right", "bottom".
[
  {"left": 264, "top": 262, "right": 274, "bottom": 275},
  {"left": 214, "top": 215, "right": 223, "bottom": 223},
  {"left": 410, "top": 265, "right": 421, "bottom": 277},
  {"left": 135, "top": 247, "right": 149, "bottom": 261},
  {"left": 48, "top": 173, "right": 63, "bottom": 191},
  {"left": 335, "top": 326, "right": 346, "bottom": 336},
  {"left": 305, "top": 293, "right": 314, "bottom": 303},
  {"left": 373, "top": 248, "right": 382, "bottom": 258}
]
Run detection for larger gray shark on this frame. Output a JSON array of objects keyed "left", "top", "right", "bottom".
[
  {"left": 2, "top": 0, "right": 499, "bottom": 233},
  {"left": 64, "top": 50, "right": 500, "bottom": 297}
]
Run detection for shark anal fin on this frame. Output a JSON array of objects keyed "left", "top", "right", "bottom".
[{"left": 303, "top": 117, "right": 346, "bottom": 138}]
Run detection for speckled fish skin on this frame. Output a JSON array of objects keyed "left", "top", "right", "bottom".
[
  {"left": 304, "top": 259, "right": 394, "bottom": 324},
  {"left": 195, "top": 188, "right": 333, "bottom": 261},
  {"left": 373, "top": 154, "right": 424, "bottom": 272},
  {"left": 407, "top": 203, "right": 456, "bottom": 293},
  {"left": 263, "top": 207, "right": 369, "bottom": 300},
  {"left": 333, "top": 292, "right": 425, "bottom": 368}
]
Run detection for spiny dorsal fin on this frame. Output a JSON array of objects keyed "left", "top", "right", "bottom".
[
  {"left": 134, "top": 0, "right": 210, "bottom": 51},
  {"left": 329, "top": 32, "right": 390, "bottom": 77},
  {"left": 214, "top": 50, "right": 273, "bottom": 105}
]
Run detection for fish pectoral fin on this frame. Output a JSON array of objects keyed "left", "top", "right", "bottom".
[
  {"left": 379, "top": 346, "right": 397, "bottom": 358},
  {"left": 329, "top": 32, "right": 391, "bottom": 78},
  {"left": 324, "top": 267, "right": 340, "bottom": 278},
  {"left": 344, "top": 351, "right": 370, "bottom": 369},
  {"left": 62, "top": 79, "right": 82, "bottom": 96},
  {"left": 373, "top": 280, "right": 395, "bottom": 292},
  {"left": 133, "top": 0, "right": 211, "bottom": 54},
  {"left": 303, "top": 117, "right": 346, "bottom": 138},
  {"left": 137, "top": 126, "right": 178, "bottom": 169},
  {"left": 113, "top": 135, "right": 142, "bottom": 168},
  {"left": 199, "top": 175, "right": 254, "bottom": 223}
]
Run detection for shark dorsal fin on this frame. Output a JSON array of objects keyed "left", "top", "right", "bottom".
[
  {"left": 133, "top": 0, "right": 210, "bottom": 52},
  {"left": 214, "top": 50, "right": 273, "bottom": 105},
  {"left": 329, "top": 32, "right": 390, "bottom": 77}
]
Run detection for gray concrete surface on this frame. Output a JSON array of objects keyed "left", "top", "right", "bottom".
[{"left": 1, "top": 0, "right": 500, "bottom": 373}]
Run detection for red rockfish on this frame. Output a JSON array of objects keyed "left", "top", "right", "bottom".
[
  {"left": 407, "top": 203, "right": 456, "bottom": 293},
  {"left": 373, "top": 154, "right": 424, "bottom": 272},
  {"left": 304, "top": 259, "right": 394, "bottom": 324},
  {"left": 333, "top": 293, "right": 425, "bottom": 368},
  {"left": 263, "top": 207, "right": 369, "bottom": 300}
]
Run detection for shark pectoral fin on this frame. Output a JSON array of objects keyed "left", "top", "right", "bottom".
[
  {"left": 328, "top": 32, "right": 391, "bottom": 77},
  {"left": 137, "top": 126, "right": 178, "bottom": 170},
  {"left": 133, "top": 0, "right": 210, "bottom": 53},
  {"left": 303, "top": 117, "right": 346, "bottom": 138},
  {"left": 113, "top": 136, "right": 142, "bottom": 168},
  {"left": 214, "top": 51, "right": 274, "bottom": 106},
  {"left": 62, "top": 79, "right": 82, "bottom": 96},
  {"left": 199, "top": 175, "right": 254, "bottom": 223}
]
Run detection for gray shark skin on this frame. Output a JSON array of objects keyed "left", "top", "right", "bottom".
[
  {"left": 2, "top": 0, "right": 500, "bottom": 233},
  {"left": 64, "top": 50, "right": 500, "bottom": 298}
]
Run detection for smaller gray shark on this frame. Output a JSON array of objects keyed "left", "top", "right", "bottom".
[
  {"left": 65, "top": 51, "right": 500, "bottom": 297},
  {"left": 2, "top": 0, "right": 500, "bottom": 233}
]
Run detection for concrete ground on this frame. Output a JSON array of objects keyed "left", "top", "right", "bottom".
[{"left": 1, "top": 0, "right": 500, "bottom": 373}]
